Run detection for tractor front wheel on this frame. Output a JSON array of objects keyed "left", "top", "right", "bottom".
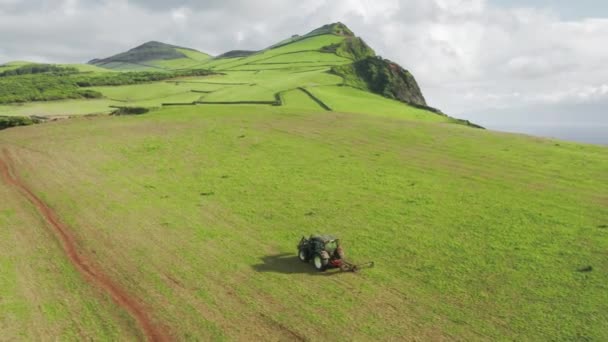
[
  {"left": 313, "top": 254, "right": 328, "bottom": 271},
  {"left": 298, "top": 249, "right": 309, "bottom": 262}
]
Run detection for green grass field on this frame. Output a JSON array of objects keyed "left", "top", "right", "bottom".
[
  {"left": 0, "top": 181, "right": 141, "bottom": 340},
  {"left": 1, "top": 23, "right": 607, "bottom": 340},
  {"left": 1, "top": 105, "right": 606, "bottom": 340}
]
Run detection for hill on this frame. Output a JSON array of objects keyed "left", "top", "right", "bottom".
[
  {"left": 88, "top": 41, "right": 212, "bottom": 71},
  {"left": 1, "top": 23, "right": 442, "bottom": 123},
  {"left": 0, "top": 22, "right": 606, "bottom": 341}
]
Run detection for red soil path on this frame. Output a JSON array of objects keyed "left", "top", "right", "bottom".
[{"left": 0, "top": 148, "right": 170, "bottom": 341}]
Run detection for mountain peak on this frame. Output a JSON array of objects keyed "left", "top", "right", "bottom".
[
  {"left": 307, "top": 22, "right": 355, "bottom": 37},
  {"left": 137, "top": 41, "right": 171, "bottom": 48},
  {"left": 88, "top": 41, "right": 209, "bottom": 67}
]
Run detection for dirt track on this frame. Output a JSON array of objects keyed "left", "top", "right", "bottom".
[{"left": 0, "top": 148, "right": 170, "bottom": 341}]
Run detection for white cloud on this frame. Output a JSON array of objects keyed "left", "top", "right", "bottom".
[
  {"left": 536, "top": 84, "right": 608, "bottom": 104},
  {"left": 171, "top": 7, "right": 189, "bottom": 22},
  {"left": 0, "top": 0, "right": 606, "bottom": 120},
  {"left": 62, "top": 0, "right": 79, "bottom": 16},
  {"left": 435, "top": 0, "right": 484, "bottom": 15}
]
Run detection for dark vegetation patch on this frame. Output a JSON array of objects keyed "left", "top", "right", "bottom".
[
  {"left": 162, "top": 102, "right": 197, "bottom": 106},
  {"left": 450, "top": 118, "right": 485, "bottom": 129},
  {"left": 110, "top": 106, "right": 150, "bottom": 115},
  {"left": 251, "top": 61, "right": 339, "bottom": 65},
  {"left": 186, "top": 91, "right": 284, "bottom": 107},
  {"left": 164, "top": 91, "right": 285, "bottom": 108},
  {"left": 331, "top": 56, "right": 427, "bottom": 107},
  {"left": 0, "top": 116, "right": 40, "bottom": 130},
  {"left": 78, "top": 89, "right": 104, "bottom": 99},
  {"left": 320, "top": 37, "right": 375, "bottom": 61},
  {"left": 297, "top": 87, "right": 332, "bottom": 111},
  {"left": 216, "top": 50, "right": 257, "bottom": 59},
  {"left": 200, "top": 192, "right": 215, "bottom": 196},
  {"left": 195, "top": 100, "right": 279, "bottom": 105},
  {"left": 274, "top": 92, "right": 283, "bottom": 105},
  {"left": 330, "top": 56, "right": 484, "bottom": 128},
  {"left": 0, "top": 64, "right": 102, "bottom": 103},
  {"left": 598, "top": 224, "right": 607, "bottom": 229},
  {"left": 0, "top": 75, "right": 103, "bottom": 103},
  {"left": 0, "top": 63, "right": 79, "bottom": 77},
  {"left": 0, "top": 66, "right": 215, "bottom": 104},
  {"left": 72, "top": 69, "right": 215, "bottom": 87},
  {"left": 577, "top": 266, "right": 593, "bottom": 272},
  {"left": 171, "top": 80, "right": 249, "bottom": 86}
]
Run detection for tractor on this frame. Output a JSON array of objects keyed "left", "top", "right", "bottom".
[{"left": 297, "top": 235, "right": 374, "bottom": 272}]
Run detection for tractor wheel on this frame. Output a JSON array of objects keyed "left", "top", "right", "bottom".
[
  {"left": 298, "top": 249, "right": 309, "bottom": 262},
  {"left": 313, "top": 254, "right": 328, "bottom": 271}
]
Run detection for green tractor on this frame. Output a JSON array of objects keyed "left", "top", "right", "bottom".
[{"left": 297, "top": 235, "right": 373, "bottom": 272}]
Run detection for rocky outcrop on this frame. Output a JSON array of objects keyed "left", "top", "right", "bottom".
[
  {"left": 321, "top": 37, "right": 375, "bottom": 61},
  {"left": 332, "top": 56, "right": 427, "bottom": 107},
  {"left": 308, "top": 22, "right": 355, "bottom": 37}
]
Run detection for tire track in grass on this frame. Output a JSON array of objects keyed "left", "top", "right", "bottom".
[{"left": 0, "top": 148, "right": 170, "bottom": 342}]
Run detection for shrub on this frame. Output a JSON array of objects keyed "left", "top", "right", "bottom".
[
  {"left": 0, "top": 116, "right": 36, "bottom": 130},
  {"left": 77, "top": 89, "right": 103, "bottom": 99},
  {"left": 0, "top": 68, "right": 216, "bottom": 104},
  {"left": 0, "top": 64, "right": 79, "bottom": 77},
  {"left": 110, "top": 107, "right": 150, "bottom": 115},
  {"left": 331, "top": 56, "right": 427, "bottom": 106}
]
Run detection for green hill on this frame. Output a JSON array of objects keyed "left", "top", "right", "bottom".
[
  {"left": 88, "top": 41, "right": 212, "bottom": 71},
  {"left": 1, "top": 23, "right": 440, "bottom": 122},
  {"left": 215, "top": 50, "right": 257, "bottom": 59},
  {"left": 0, "top": 22, "right": 606, "bottom": 341}
]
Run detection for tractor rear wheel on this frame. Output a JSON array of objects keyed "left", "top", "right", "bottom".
[
  {"left": 313, "top": 254, "right": 328, "bottom": 271},
  {"left": 298, "top": 249, "right": 309, "bottom": 262}
]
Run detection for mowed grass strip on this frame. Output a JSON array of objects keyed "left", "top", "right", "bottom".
[{"left": 0, "top": 105, "right": 606, "bottom": 340}]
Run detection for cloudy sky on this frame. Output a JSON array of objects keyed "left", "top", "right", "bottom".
[{"left": 1, "top": 0, "right": 606, "bottom": 136}]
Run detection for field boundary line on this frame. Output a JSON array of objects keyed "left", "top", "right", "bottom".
[{"left": 297, "top": 87, "right": 332, "bottom": 111}]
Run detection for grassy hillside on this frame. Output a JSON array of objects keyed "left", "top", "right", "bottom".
[
  {"left": 0, "top": 25, "right": 433, "bottom": 122},
  {"left": 0, "top": 105, "right": 606, "bottom": 340},
  {"left": 0, "top": 68, "right": 214, "bottom": 116}
]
